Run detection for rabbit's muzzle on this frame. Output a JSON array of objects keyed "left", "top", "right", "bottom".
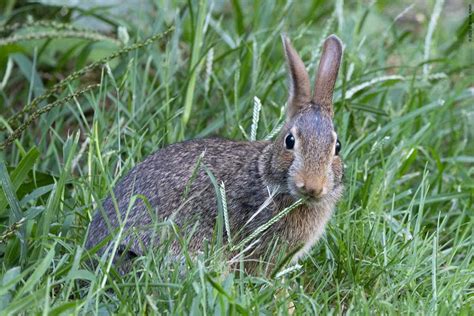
[
  {"left": 295, "top": 178, "right": 328, "bottom": 199},
  {"left": 291, "top": 170, "right": 331, "bottom": 201}
]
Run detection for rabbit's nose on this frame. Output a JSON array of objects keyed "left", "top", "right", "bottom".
[{"left": 296, "top": 181, "right": 327, "bottom": 198}]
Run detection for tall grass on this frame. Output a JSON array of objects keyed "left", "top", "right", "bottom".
[{"left": 0, "top": 0, "right": 472, "bottom": 314}]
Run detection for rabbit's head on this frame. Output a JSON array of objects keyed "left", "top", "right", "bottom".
[{"left": 262, "top": 35, "right": 343, "bottom": 202}]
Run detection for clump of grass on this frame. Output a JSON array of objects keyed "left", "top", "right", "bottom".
[
  {"left": 0, "top": 27, "right": 174, "bottom": 136},
  {"left": 0, "top": 0, "right": 472, "bottom": 314}
]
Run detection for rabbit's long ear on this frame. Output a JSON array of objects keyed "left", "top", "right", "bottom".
[
  {"left": 312, "top": 35, "right": 342, "bottom": 117},
  {"left": 282, "top": 35, "right": 311, "bottom": 119}
]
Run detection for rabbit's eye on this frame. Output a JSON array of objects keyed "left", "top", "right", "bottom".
[
  {"left": 335, "top": 139, "right": 341, "bottom": 155},
  {"left": 285, "top": 133, "right": 295, "bottom": 150}
]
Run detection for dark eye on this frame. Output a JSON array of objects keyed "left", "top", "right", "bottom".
[
  {"left": 335, "top": 139, "right": 341, "bottom": 155},
  {"left": 285, "top": 133, "right": 295, "bottom": 150}
]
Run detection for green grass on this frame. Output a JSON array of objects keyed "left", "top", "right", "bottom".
[{"left": 0, "top": 0, "right": 472, "bottom": 314}]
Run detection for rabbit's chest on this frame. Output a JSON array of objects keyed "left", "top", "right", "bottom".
[{"left": 285, "top": 202, "right": 335, "bottom": 261}]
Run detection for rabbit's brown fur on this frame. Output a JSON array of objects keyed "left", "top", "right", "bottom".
[{"left": 86, "top": 34, "right": 344, "bottom": 274}]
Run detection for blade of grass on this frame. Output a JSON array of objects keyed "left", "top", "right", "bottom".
[
  {"left": 0, "top": 162, "right": 27, "bottom": 263},
  {"left": 0, "top": 147, "right": 40, "bottom": 213},
  {"left": 181, "top": 0, "right": 207, "bottom": 134}
]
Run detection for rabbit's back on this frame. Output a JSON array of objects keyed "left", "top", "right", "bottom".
[{"left": 86, "top": 138, "right": 272, "bottom": 256}]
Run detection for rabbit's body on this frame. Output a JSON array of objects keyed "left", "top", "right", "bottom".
[
  {"left": 86, "top": 34, "right": 345, "bottom": 273},
  {"left": 87, "top": 139, "right": 271, "bottom": 257}
]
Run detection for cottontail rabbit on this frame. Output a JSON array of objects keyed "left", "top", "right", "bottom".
[{"left": 86, "top": 34, "right": 344, "bottom": 274}]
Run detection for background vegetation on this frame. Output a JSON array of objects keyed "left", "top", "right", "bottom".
[{"left": 0, "top": 0, "right": 472, "bottom": 314}]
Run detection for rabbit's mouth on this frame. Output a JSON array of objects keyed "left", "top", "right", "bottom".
[
  {"left": 288, "top": 183, "right": 327, "bottom": 202},
  {"left": 298, "top": 191, "right": 326, "bottom": 202}
]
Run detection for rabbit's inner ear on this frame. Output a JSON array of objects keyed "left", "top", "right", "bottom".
[
  {"left": 281, "top": 35, "right": 311, "bottom": 119},
  {"left": 312, "top": 35, "right": 343, "bottom": 117}
]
